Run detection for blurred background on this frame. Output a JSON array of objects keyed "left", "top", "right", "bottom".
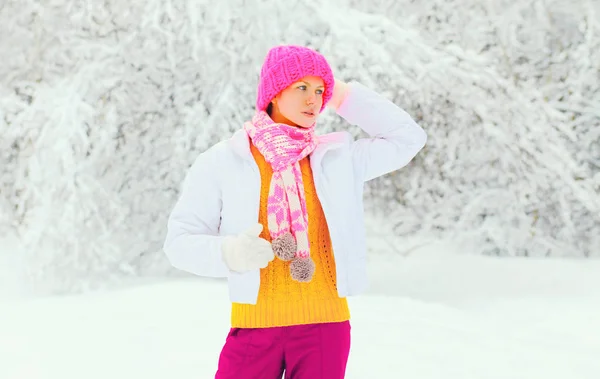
[{"left": 1, "top": 0, "right": 599, "bottom": 295}]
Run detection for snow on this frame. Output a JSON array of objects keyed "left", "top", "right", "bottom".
[
  {"left": 2, "top": 244, "right": 599, "bottom": 379},
  {"left": 1, "top": 0, "right": 599, "bottom": 377}
]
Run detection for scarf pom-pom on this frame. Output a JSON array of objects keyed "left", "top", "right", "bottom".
[
  {"left": 272, "top": 231, "right": 297, "bottom": 261},
  {"left": 290, "top": 257, "right": 315, "bottom": 282}
]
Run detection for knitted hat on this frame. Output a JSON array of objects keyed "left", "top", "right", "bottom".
[{"left": 256, "top": 45, "right": 335, "bottom": 113}]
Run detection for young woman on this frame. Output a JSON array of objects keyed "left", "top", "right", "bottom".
[{"left": 163, "top": 45, "right": 427, "bottom": 379}]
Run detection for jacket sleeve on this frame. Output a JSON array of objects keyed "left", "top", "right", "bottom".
[
  {"left": 162, "top": 147, "right": 229, "bottom": 278},
  {"left": 336, "top": 82, "right": 427, "bottom": 182}
]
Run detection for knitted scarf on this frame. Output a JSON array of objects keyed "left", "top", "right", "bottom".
[{"left": 243, "top": 110, "right": 318, "bottom": 282}]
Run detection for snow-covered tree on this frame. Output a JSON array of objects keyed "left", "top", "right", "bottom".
[{"left": 1, "top": 0, "right": 598, "bottom": 294}]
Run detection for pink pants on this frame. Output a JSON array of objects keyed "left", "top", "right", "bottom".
[{"left": 215, "top": 321, "right": 351, "bottom": 379}]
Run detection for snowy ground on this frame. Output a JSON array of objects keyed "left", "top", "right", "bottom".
[{"left": 1, "top": 243, "right": 599, "bottom": 379}]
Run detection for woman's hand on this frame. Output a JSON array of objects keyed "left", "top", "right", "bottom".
[
  {"left": 221, "top": 223, "right": 274, "bottom": 272},
  {"left": 327, "top": 78, "right": 350, "bottom": 110}
]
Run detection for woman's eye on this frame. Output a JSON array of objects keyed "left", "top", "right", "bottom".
[
  {"left": 298, "top": 85, "right": 307, "bottom": 90},
  {"left": 316, "top": 89, "right": 323, "bottom": 95}
]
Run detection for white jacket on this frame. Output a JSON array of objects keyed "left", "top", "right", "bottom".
[{"left": 163, "top": 82, "right": 427, "bottom": 304}]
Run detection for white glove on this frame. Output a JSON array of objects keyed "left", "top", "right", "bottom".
[{"left": 221, "top": 223, "right": 274, "bottom": 273}]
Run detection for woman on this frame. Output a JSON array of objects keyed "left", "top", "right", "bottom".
[{"left": 163, "top": 45, "right": 427, "bottom": 378}]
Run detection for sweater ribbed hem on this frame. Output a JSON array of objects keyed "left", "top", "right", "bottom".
[{"left": 231, "top": 297, "right": 350, "bottom": 328}]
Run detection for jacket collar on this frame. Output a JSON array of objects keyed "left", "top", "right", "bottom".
[{"left": 229, "top": 128, "right": 348, "bottom": 164}]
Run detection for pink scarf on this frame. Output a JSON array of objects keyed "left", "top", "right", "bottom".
[{"left": 243, "top": 110, "right": 317, "bottom": 282}]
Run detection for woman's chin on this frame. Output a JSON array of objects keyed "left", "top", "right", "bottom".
[{"left": 296, "top": 117, "right": 318, "bottom": 129}]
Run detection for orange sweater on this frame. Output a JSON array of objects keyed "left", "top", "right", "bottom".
[{"left": 230, "top": 143, "right": 350, "bottom": 328}]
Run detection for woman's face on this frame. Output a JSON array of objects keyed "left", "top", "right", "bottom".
[{"left": 270, "top": 76, "right": 325, "bottom": 128}]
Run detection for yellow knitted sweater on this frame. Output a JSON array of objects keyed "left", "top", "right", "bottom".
[{"left": 230, "top": 143, "right": 351, "bottom": 328}]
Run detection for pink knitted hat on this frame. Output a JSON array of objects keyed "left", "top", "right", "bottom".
[{"left": 256, "top": 45, "right": 335, "bottom": 113}]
